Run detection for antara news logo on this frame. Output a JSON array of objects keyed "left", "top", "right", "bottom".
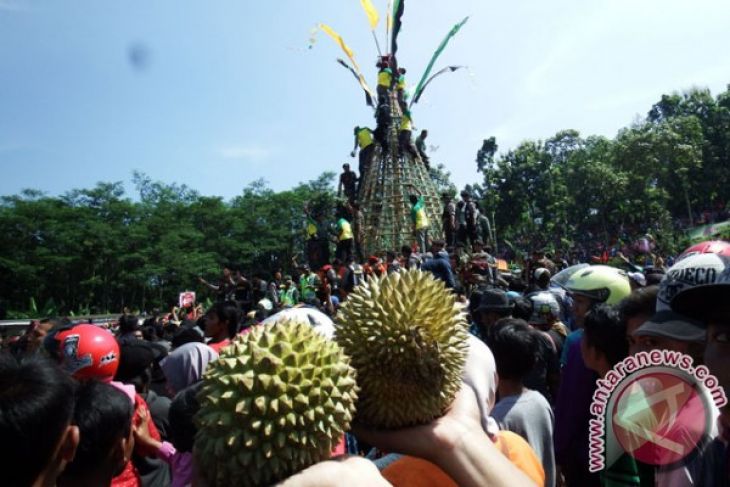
[{"left": 588, "top": 350, "right": 727, "bottom": 473}]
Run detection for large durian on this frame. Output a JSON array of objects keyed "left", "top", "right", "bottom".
[
  {"left": 194, "top": 317, "right": 358, "bottom": 487},
  {"left": 335, "top": 269, "right": 468, "bottom": 428}
]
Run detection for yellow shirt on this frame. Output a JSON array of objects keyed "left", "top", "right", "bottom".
[
  {"left": 400, "top": 115, "right": 412, "bottom": 131},
  {"left": 337, "top": 218, "right": 353, "bottom": 241},
  {"left": 357, "top": 128, "right": 374, "bottom": 149},
  {"left": 378, "top": 68, "right": 393, "bottom": 87}
]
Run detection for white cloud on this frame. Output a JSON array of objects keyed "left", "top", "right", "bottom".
[{"left": 216, "top": 145, "right": 271, "bottom": 162}]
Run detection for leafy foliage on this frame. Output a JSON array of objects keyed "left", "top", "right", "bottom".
[
  {"left": 475, "top": 85, "right": 730, "bottom": 254},
  {"left": 0, "top": 173, "right": 338, "bottom": 316}
]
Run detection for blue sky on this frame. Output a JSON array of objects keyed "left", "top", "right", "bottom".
[{"left": 1, "top": 0, "right": 729, "bottom": 199}]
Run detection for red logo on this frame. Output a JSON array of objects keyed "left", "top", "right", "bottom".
[{"left": 611, "top": 371, "right": 710, "bottom": 466}]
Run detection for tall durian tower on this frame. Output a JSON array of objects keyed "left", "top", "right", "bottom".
[{"left": 358, "top": 92, "right": 443, "bottom": 255}]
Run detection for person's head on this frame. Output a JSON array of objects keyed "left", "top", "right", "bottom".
[
  {"left": 0, "top": 354, "right": 79, "bottom": 487},
  {"left": 274, "top": 271, "right": 282, "bottom": 281},
  {"left": 472, "top": 240, "right": 484, "bottom": 252},
  {"left": 386, "top": 250, "right": 397, "bottom": 262},
  {"left": 460, "top": 190, "right": 470, "bottom": 201},
  {"left": 398, "top": 67, "right": 406, "bottom": 75},
  {"left": 581, "top": 304, "right": 627, "bottom": 376},
  {"left": 60, "top": 381, "right": 134, "bottom": 482},
  {"left": 528, "top": 292, "right": 560, "bottom": 329},
  {"left": 564, "top": 265, "right": 631, "bottom": 327},
  {"left": 204, "top": 302, "right": 241, "bottom": 341},
  {"left": 25, "top": 318, "right": 59, "bottom": 353},
  {"left": 631, "top": 310, "right": 705, "bottom": 363},
  {"left": 420, "top": 129, "right": 428, "bottom": 138},
  {"left": 45, "top": 324, "right": 121, "bottom": 382},
  {"left": 161, "top": 342, "right": 219, "bottom": 395},
  {"left": 476, "top": 290, "right": 513, "bottom": 329},
  {"left": 114, "top": 341, "right": 163, "bottom": 394},
  {"left": 342, "top": 163, "right": 351, "bottom": 172},
  {"left": 431, "top": 240, "right": 446, "bottom": 253},
  {"left": 440, "top": 192, "right": 450, "bottom": 202},
  {"left": 486, "top": 318, "right": 538, "bottom": 384},
  {"left": 618, "top": 285, "right": 658, "bottom": 354},
  {"left": 409, "top": 194, "right": 418, "bottom": 205},
  {"left": 284, "top": 275, "right": 293, "bottom": 287},
  {"left": 118, "top": 314, "right": 140, "bottom": 336},
  {"left": 533, "top": 268, "right": 551, "bottom": 289},
  {"left": 510, "top": 296, "right": 533, "bottom": 322},
  {"left": 168, "top": 382, "right": 203, "bottom": 453},
  {"left": 671, "top": 262, "right": 730, "bottom": 395},
  {"left": 401, "top": 245, "right": 412, "bottom": 257}
]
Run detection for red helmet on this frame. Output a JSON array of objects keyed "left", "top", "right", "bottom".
[
  {"left": 678, "top": 240, "right": 730, "bottom": 262},
  {"left": 51, "top": 324, "right": 120, "bottom": 382}
]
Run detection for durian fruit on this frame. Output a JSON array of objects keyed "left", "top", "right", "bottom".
[
  {"left": 335, "top": 269, "right": 468, "bottom": 429},
  {"left": 194, "top": 317, "right": 358, "bottom": 487}
]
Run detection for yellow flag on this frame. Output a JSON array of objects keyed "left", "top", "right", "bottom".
[
  {"left": 360, "top": 0, "right": 380, "bottom": 30},
  {"left": 318, "top": 23, "right": 360, "bottom": 72}
]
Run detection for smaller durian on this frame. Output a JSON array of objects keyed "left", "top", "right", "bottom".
[
  {"left": 335, "top": 269, "right": 469, "bottom": 429},
  {"left": 194, "top": 317, "right": 358, "bottom": 487}
]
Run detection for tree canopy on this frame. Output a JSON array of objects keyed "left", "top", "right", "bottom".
[{"left": 475, "top": 85, "right": 730, "bottom": 254}]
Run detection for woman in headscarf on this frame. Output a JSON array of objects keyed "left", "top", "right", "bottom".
[{"left": 161, "top": 342, "right": 218, "bottom": 396}]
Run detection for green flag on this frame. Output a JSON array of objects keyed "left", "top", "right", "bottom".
[{"left": 412, "top": 17, "right": 469, "bottom": 102}]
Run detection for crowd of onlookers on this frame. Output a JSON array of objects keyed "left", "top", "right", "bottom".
[{"left": 2, "top": 238, "right": 730, "bottom": 486}]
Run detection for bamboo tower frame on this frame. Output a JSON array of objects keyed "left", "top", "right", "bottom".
[{"left": 358, "top": 92, "right": 443, "bottom": 255}]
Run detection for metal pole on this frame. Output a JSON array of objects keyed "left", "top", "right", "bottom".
[{"left": 372, "top": 31, "right": 383, "bottom": 57}]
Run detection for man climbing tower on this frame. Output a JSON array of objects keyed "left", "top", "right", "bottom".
[
  {"left": 441, "top": 192, "right": 456, "bottom": 247},
  {"left": 409, "top": 193, "right": 430, "bottom": 253},
  {"left": 334, "top": 206, "right": 355, "bottom": 263},
  {"left": 337, "top": 163, "right": 358, "bottom": 201},
  {"left": 415, "top": 129, "right": 430, "bottom": 169},
  {"left": 376, "top": 60, "right": 393, "bottom": 105},
  {"left": 373, "top": 103, "right": 391, "bottom": 157},
  {"left": 398, "top": 110, "right": 420, "bottom": 160},
  {"left": 351, "top": 126, "right": 375, "bottom": 181},
  {"left": 396, "top": 67, "right": 408, "bottom": 112}
]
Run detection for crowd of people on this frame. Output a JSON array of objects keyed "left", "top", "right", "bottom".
[{"left": 2, "top": 234, "right": 730, "bottom": 486}]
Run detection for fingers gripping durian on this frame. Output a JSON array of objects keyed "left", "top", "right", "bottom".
[
  {"left": 194, "top": 318, "right": 358, "bottom": 487},
  {"left": 335, "top": 269, "right": 469, "bottom": 428}
]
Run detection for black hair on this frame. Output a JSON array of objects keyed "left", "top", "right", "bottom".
[
  {"left": 618, "top": 285, "right": 658, "bottom": 325},
  {"left": 206, "top": 301, "right": 242, "bottom": 339},
  {"left": 171, "top": 327, "right": 204, "bottom": 349},
  {"left": 511, "top": 297, "right": 533, "bottom": 321},
  {"left": 486, "top": 319, "right": 537, "bottom": 381},
  {"left": 401, "top": 245, "right": 412, "bottom": 256},
  {"left": 169, "top": 382, "right": 202, "bottom": 452},
  {"left": 0, "top": 353, "right": 77, "bottom": 486},
  {"left": 583, "top": 304, "right": 627, "bottom": 367},
  {"left": 63, "top": 380, "right": 133, "bottom": 477},
  {"left": 118, "top": 314, "right": 140, "bottom": 334}
]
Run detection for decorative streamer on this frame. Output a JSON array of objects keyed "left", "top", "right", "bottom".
[
  {"left": 359, "top": 0, "right": 380, "bottom": 30},
  {"left": 412, "top": 16, "right": 469, "bottom": 104},
  {"left": 411, "top": 65, "right": 465, "bottom": 106},
  {"left": 336, "top": 58, "right": 375, "bottom": 107},
  {"left": 390, "top": 0, "right": 404, "bottom": 56}
]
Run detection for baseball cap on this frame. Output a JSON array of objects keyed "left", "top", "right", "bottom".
[
  {"left": 633, "top": 310, "right": 706, "bottom": 342},
  {"left": 671, "top": 256, "right": 730, "bottom": 321},
  {"left": 656, "top": 253, "right": 730, "bottom": 312}
]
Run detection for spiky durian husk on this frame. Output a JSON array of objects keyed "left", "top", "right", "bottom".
[
  {"left": 335, "top": 269, "right": 468, "bottom": 428},
  {"left": 194, "top": 318, "right": 358, "bottom": 487}
]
